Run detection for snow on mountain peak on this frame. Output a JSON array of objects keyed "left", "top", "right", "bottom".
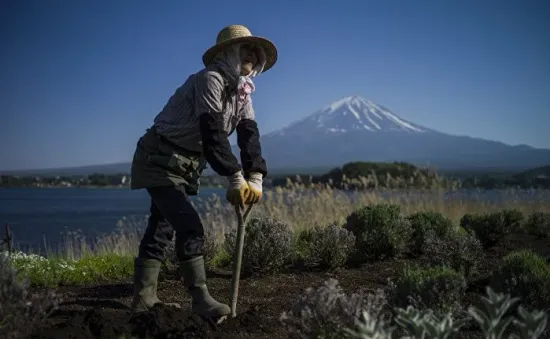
[
  {"left": 313, "top": 95, "right": 425, "bottom": 133},
  {"left": 266, "top": 95, "right": 427, "bottom": 137}
]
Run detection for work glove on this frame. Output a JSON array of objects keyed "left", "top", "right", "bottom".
[
  {"left": 246, "top": 172, "right": 263, "bottom": 205},
  {"left": 226, "top": 171, "right": 250, "bottom": 208}
]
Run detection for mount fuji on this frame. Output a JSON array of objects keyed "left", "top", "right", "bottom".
[{"left": 241, "top": 95, "right": 550, "bottom": 171}]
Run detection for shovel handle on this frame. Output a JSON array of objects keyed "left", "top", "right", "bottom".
[{"left": 229, "top": 203, "right": 253, "bottom": 318}]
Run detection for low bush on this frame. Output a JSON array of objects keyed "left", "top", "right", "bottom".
[
  {"left": 0, "top": 253, "right": 61, "bottom": 339},
  {"left": 344, "top": 203, "right": 412, "bottom": 261},
  {"left": 388, "top": 265, "right": 467, "bottom": 315},
  {"left": 224, "top": 217, "right": 293, "bottom": 275},
  {"left": 296, "top": 223, "right": 356, "bottom": 270},
  {"left": 407, "top": 211, "right": 455, "bottom": 255},
  {"left": 421, "top": 228, "right": 483, "bottom": 278},
  {"left": 490, "top": 250, "right": 550, "bottom": 311},
  {"left": 460, "top": 209, "right": 522, "bottom": 248},
  {"left": 523, "top": 212, "right": 550, "bottom": 238},
  {"left": 280, "top": 278, "right": 390, "bottom": 339}
]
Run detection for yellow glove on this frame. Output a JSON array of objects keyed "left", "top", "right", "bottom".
[
  {"left": 226, "top": 171, "right": 250, "bottom": 208},
  {"left": 246, "top": 172, "right": 263, "bottom": 205}
]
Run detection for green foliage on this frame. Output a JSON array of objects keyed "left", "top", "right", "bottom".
[
  {"left": 392, "top": 306, "right": 468, "bottom": 339},
  {"left": 0, "top": 253, "right": 61, "bottom": 339},
  {"left": 7, "top": 251, "right": 133, "bottom": 287},
  {"left": 280, "top": 279, "right": 390, "bottom": 339},
  {"left": 490, "top": 250, "right": 550, "bottom": 311},
  {"left": 422, "top": 229, "right": 484, "bottom": 278},
  {"left": 460, "top": 210, "right": 522, "bottom": 248},
  {"left": 523, "top": 212, "right": 550, "bottom": 238},
  {"left": 388, "top": 265, "right": 467, "bottom": 315},
  {"left": 407, "top": 211, "right": 455, "bottom": 255},
  {"left": 344, "top": 204, "right": 412, "bottom": 261},
  {"left": 224, "top": 217, "right": 293, "bottom": 275},
  {"left": 296, "top": 223, "right": 356, "bottom": 270},
  {"left": 285, "top": 279, "right": 549, "bottom": 339}
]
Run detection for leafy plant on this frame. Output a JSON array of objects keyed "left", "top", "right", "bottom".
[{"left": 280, "top": 279, "right": 390, "bottom": 339}]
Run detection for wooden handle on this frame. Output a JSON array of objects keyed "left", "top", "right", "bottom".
[{"left": 229, "top": 203, "right": 253, "bottom": 318}]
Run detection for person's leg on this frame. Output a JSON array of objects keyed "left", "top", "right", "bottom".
[
  {"left": 131, "top": 198, "right": 181, "bottom": 311},
  {"left": 147, "top": 185, "right": 230, "bottom": 319}
]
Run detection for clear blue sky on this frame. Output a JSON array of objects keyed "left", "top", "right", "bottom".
[{"left": 1, "top": 0, "right": 549, "bottom": 171}]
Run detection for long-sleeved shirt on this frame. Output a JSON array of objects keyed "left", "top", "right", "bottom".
[{"left": 152, "top": 64, "right": 267, "bottom": 178}]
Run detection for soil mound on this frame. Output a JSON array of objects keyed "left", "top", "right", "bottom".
[{"left": 29, "top": 304, "right": 271, "bottom": 339}]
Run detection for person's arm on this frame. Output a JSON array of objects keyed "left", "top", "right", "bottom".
[
  {"left": 196, "top": 71, "right": 242, "bottom": 176},
  {"left": 236, "top": 99, "right": 268, "bottom": 179}
]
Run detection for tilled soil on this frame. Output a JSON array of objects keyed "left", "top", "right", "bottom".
[{"left": 25, "top": 233, "right": 550, "bottom": 339}]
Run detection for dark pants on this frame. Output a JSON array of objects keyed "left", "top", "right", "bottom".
[{"left": 138, "top": 185, "right": 205, "bottom": 262}]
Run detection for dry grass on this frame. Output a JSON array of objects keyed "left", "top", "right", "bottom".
[{"left": 42, "top": 173, "right": 550, "bottom": 261}]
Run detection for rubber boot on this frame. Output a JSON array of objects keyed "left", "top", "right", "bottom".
[
  {"left": 179, "top": 256, "right": 231, "bottom": 319},
  {"left": 130, "top": 257, "right": 181, "bottom": 312}
]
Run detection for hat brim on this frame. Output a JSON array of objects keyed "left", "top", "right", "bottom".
[{"left": 202, "top": 36, "right": 278, "bottom": 73}]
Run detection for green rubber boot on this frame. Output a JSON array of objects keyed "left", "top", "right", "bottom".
[
  {"left": 179, "top": 256, "right": 231, "bottom": 319},
  {"left": 130, "top": 257, "right": 181, "bottom": 312}
]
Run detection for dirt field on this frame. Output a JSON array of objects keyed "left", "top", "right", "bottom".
[{"left": 26, "top": 233, "right": 550, "bottom": 339}]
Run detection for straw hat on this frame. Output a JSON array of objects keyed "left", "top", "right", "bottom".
[{"left": 202, "top": 25, "right": 278, "bottom": 73}]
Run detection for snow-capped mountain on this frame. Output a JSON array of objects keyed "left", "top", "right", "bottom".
[
  {"left": 268, "top": 96, "right": 427, "bottom": 137},
  {"left": 240, "top": 95, "right": 550, "bottom": 170}
]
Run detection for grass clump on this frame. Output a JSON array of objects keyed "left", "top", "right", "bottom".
[
  {"left": 296, "top": 223, "right": 356, "bottom": 270},
  {"left": 224, "top": 216, "right": 293, "bottom": 275},
  {"left": 407, "top": 211, "right": 455, "bottom": 255},
  {"left": 490, "top": 250, "right": 550, "bottom": 311},
  {"left": 421, "top": 229, "right": 484, "bottom": 279},
  {"left": 344, "top": 203, "right": 412, "bottom": 261},
  {"left": 0, "top": 253, "right": 61, "bottom": 339},
  {"left": 388, "top": 265, "right": 467, "bottom": 315},
  {"left": 523, "top": 212, "right": 550, "bottom": 238}
]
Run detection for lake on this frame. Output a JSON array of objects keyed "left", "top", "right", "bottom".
[
  {"left": 0, "top": 187, "right": 225, "bottom": 252},
  {"left": 1, "top": 187, "right": 549, "bottom": 252}
]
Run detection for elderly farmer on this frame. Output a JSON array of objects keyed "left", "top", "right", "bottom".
[{"left": 129, "top": 25, "right": 277, "bottom": 319}]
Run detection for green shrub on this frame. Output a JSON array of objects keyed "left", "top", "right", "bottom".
[
  {"left": 407, "top": 211, "right": 455, "bottom": 255},
  {"left": 524, "top": 212, "right": 550, "bottom": 238},
  {"left": 224, "top": 217, "right": 293, "bottom": 275},
  {"left": 0, "top": 253, "right": 61, "bottom": 339},
  {"left": 388, "top": 265, "right": 467, "bottom": 315},
  {"left": 490, "top": 250, "right": 550, "bottom": 310},
  {"left": 460, "top": 210, "right": 521, "bottom": 248},
  {"left": 344, "top": 204, "right": 412, "bottom": 260},
  {"left": 280, "top": 278, "right": 390, "bottom": 339},
  {"left": 297, "top": 223, "right": 356, "bottom": 270},
  {"left": 421, "top": 229, "right": 483, "bottom": 278}
]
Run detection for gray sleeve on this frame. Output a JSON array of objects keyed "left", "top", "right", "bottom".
[
  {"left": 240, "top": 98, "right": 255, "bottom": 120},
  {"left": 194, "top": 71, "right": 225, "bottom": 115}
]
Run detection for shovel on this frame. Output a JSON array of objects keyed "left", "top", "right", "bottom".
[{"left": 229, "top": 203, "right": 254, "bottom": 318}]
